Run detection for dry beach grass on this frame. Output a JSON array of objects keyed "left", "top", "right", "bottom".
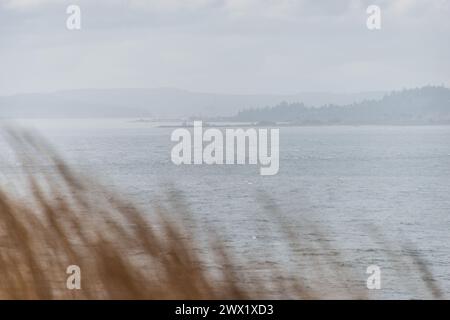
[{"left": 0, "top": 129, "right": 444, "bottom": 299}]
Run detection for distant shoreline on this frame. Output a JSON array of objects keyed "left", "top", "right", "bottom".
[{"left": 156, "top": 121, "right": 450, "bottom": 128}]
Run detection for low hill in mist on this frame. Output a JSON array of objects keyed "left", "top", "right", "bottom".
[
  {"left": 229, "top": 86, "right": 450, "bottom": 125},
  {"left": 0, "top": 88, "right": 383, "bottom": 119}
]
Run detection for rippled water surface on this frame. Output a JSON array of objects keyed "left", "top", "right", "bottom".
[{"left": 2, "top": 119, "right": 449, "bottom": 299}]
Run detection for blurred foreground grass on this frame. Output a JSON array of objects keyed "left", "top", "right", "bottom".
[{"left": 0, "top": 129, "right": 443, "bottom": 299}]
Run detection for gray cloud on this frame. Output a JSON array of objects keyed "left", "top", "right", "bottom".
[{"left": 0, "top": 0, "right": 449, "bottom": 95}]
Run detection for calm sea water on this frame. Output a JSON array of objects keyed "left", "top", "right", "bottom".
[{"left": 1, "top": 119, "right": 450, "bottom": 299}]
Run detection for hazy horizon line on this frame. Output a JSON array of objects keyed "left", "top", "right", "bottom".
[{"left": 3, "top": 84, "right": 449, "bottom": 98}]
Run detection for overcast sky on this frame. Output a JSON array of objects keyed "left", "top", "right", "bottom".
[{"left": 0, "top": 0, "right": 449, "bottom": 96}]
